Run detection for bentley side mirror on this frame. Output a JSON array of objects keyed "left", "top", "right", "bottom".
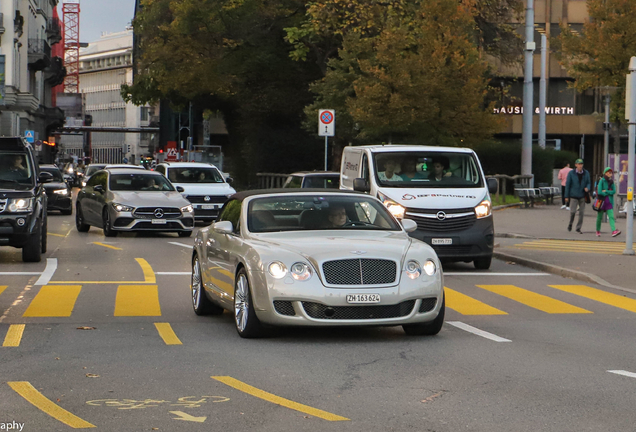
[
  {"left": 176, "top": 186, "right": 185, "bottom": 193},
  {"left": 487, "top": 178, "right": 498, "bottom": 194},
  {"left": 94, "top": 185, "right": 104, "bottom": 193},
  {"left": 400, "top": 218, "right": 417, "bottom": 233},
  {"left": 353, "top": 178, "right": 370, "bottom": 193},
  {"left": 39, "top": 172, "right": 54, "bottom": 183},
  {"left": 213, "top": 220, "right": 233, "bottom": 235}
]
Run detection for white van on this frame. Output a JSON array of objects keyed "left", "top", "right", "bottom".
[{"left": 340, "top": 145, "right": 497, "bottom": 269}]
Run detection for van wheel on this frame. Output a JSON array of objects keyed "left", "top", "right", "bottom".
[
  {"left": 22, "top": 222, "right": 42, "bottom": 263},
  {"left": 473, "top": 256, "right": 492, "bottom": 270}
]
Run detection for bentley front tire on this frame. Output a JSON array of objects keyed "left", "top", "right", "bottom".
[
  {"left": 403, "top": 296, "right": 445, "bottom": 336},
  {"left": 234, "top": 268, "right": 264, "bottom": 338}
]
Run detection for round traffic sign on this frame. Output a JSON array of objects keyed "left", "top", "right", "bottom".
[{"left": 320, "top": 111, "right": 334, "bottom": 125}]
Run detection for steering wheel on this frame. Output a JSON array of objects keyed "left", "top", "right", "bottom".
[{"left": 342, "top": 221, "right": 374, "bottom": 227}]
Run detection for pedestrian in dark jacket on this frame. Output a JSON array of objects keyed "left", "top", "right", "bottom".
[
  {"left": 564, "top": 158, "right": 591, "bottom": 233},
  {"left": 595, "top": 167, "right": 621, "bottom": 237}
]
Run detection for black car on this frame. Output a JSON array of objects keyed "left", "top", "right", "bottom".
[
  {"left": 0, "top": 137, "right": 52, "bottom": 262},
  {"left": 40, "top": 165, "right": 73, "bottom": 215}
]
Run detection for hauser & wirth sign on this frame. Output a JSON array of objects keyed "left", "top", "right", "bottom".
[{"left": 493, "top": 106, "right": 575, "bottom": 115}]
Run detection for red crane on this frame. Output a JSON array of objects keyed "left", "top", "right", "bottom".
[{"left": 62, "top": 1, "right": 80, "bottom": 93}]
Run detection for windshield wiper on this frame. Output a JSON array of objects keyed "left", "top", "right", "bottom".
[{"left": 0, "top": 179, "right": 20, "bottom": 186}]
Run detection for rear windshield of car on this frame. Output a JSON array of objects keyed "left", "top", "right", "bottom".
[
  {"left": 0, "top": 152, "right": 35, "bottom": 187},
  {"left": 248, "top": 195, "right": 401, "bottom": 233},
  {"left": 109, "top": 173, "right": 175, "bottom": 191},
  {"left": 303, "top": 175, "right": 340, "bottom": 189},
  {"left": 167, "top": 167, "right": 224, "bottom": 184},
  {"left": 85, "top": 165, "right": 106, "bottom": 176},
  {"left": 40, "top": 167, "right": 64, "bottom": 182},
  {"left": 373, "top": 151, "right": 483, "bottom": 188}
]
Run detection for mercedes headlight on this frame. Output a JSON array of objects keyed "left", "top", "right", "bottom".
[
  {"left": 268, "top": 261, "right": 287, "bottom": 279},
  {"left": 475, "top": 200, "right": 492, "bottom": 219},
  {"left": 112, "top": 203, "right": 134, "bottom": 212},
  {"left": 290, "top": 262, "right": 312, "bottom": 281},
  {"left": 378, "top": 192, "right": 405, "bottom": 219},
  {"left": 423, "top": 259, "right": 437, "bottom": 276},
  {"left": 405, "top": 260, "right": 422, "bottom": 279},
  {"left": 181, "top": 205, "right": 194, "bottom": 213},
  {"left": 53, "top": 189, "right": 69, "bottom": 195},
  {"left": 8, "top": 198, "right": 33, "bottom": 212}
]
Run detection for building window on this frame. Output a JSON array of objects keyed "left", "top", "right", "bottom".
[{"left": 140, "top": 107, "right": 149, "bottom": 121}]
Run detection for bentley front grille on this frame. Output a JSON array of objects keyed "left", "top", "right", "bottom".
[
  {"left": 273, "top": 301, "right": 296, "bottom": 316},
  {"left": 322, "top": 258, "right": 397, "bottom": 285},
  {"left": 302, "top": 300, "right": 415, "bottom": 320},
  {"left": 419, "top": 298, "right": 437, "bottom": 313}
]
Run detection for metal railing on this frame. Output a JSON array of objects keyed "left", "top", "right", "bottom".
[
  {"left": 485, "top": 174, "right": 534, "bottom": 204},
  {"left": 27, "top": 39, "right": 51, "bottom": 57},
  {"left": 255, "top": 173, "right": 289, "bottom": 189}
]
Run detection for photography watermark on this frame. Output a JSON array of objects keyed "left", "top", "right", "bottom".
[{"left": 0, "top": 421, "right": 24, "bottom": 431}]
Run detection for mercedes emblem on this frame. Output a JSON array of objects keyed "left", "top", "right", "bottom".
[{"left": 154, "top": 208, "right": 164, "bottom": 218}]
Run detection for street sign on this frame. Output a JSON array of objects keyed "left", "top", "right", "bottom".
[
  {"left": 24, "top": 130, "right": 35, "bottom": 143},
  {"left": 35, "top": 140, "right": 43, "bottom": 151},
  {"left": 318, "top": 109, "right": 335, "bottom": 137}
]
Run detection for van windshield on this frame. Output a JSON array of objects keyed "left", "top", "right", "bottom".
[
  {"left": 0, "top": 152, "right": 35, "bottom": 188},
  {"left": 373, "top": 152, "right": 483, "bottom": 188}
]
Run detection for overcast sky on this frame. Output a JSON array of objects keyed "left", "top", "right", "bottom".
[{"left": 76, "top": 0, "right": 136, "bottom": 44}]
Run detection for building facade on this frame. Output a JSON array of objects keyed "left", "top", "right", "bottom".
[
  {"left": 61, "top": 29, "right": 154, "bottom": 164},
  {"left": 0, "top": 0, "right": 65, "bottom": 161}
]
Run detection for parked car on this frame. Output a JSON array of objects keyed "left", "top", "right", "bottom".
[
  {"left": 75, "top": 168, "right": 194, "bottom": 237},
  {"left": 190, "top": 189, "right": 444, "bottom": 338},
  {"left": 0, "top": 137, "right": 51, "bottom": 262},
  {"left": 39, "top": 165, "right": 72, "bottom": 215},
  {"left": 155, "top": 162, "right": 235, "bottom": 222},
  {"left": 283, "top": 171, "right": 340, "bottom": 189}
]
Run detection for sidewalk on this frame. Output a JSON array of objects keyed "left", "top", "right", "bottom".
[{"left": 492, "top": 202, "right": 636, "bottom": 293}]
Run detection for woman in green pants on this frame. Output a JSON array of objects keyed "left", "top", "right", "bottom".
[{"left": 596, "top": 167, "right": 621, "bottom": 237}]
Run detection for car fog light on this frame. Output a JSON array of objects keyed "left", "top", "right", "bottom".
[
  {"left": 290, "top": 262, "right": 312, "bottom": 281},
  {"left": 17, "top": 218, "right": 26, "bottom": 226},
  {"left": 268, "top": 261, "right": 287, "bottom": 279},
  {"left": 423, "top": 259, "right": 437, "bottom": 276},
  {"left": 405, "top": 260, "right": 422, "bottom": 279}
]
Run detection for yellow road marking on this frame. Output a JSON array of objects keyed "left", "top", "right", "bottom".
[
  {"left": 92, "top": 242, "right": 122, "bottom": 250},
  {"left": 513, "top": 245, "right": 623, "bottom": 255},
  {"left": 212, "top": 376, "right": 349, "bottom": 421},
  {"left": 549, "top": 285, "right": 636, "bottom": 313},
  {"left": 114, "top": 285, "right": 161, "bottom": 316},
  {"left": 3, "top": 324, "right": 25, "bottom": 347},
  {"left": 8, "top": 381, "right": 95, "bottom": 428},
  {"left": 135, "top": 258, "right": 156, "bottom": 283},
  {"left": 0, "top": 286, "right": 6, "bottom": 296},
  {"left": 445, "top": 287, "right": 507, "bottom": 315},
  {"left": 49, "top": 281, "right": 154, "bottom": 284},
  {"left": 477, "top": 285, "right": 592, "bottom": 314},
  {"left": 49, "top": 233, "right": 66, "bottom": 238},
  {"left": 154, "top": 322, "right": 182, "bottom": 345},
  {"left": 23, "top": 285, "right": 82, "bottom": 317}
]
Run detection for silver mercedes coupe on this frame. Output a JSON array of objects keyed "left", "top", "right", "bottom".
[{"left": 190, "top": 190, "right": 444, "bottom": 338}]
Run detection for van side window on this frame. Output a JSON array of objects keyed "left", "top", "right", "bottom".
[{"left": 361, "top": 154, "right": 370, "bottom": 182}]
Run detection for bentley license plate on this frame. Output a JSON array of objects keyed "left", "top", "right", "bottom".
[
  {"left": 346, "top": 294, "right": 380, "bottom": 304},
  {"left": 432, "top": 238, "right": 452, "bottom": 245},
  {"left": 152, "top": 219, "right": 167, "bottom": 224},
  {"left": 201, "top": 204, "right": 217, "bottom": 210}
]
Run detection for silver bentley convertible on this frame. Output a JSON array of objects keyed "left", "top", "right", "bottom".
[{"left": 190, "top": 190, "right": 444, "bottom": 338}]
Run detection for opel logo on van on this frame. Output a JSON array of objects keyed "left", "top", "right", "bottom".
[
  {"left": 154, "top": 208, "right": 164, "bottom": 218},
  {"left": 436, "top": 211, "right": 446, "bottom": 221}
]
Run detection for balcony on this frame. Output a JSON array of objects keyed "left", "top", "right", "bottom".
[
  {"left": 46, "top": 17, "right": 62, "bottom": 45},
  {"left": 28, "top": 39, "right": 51, "bottom": 71}
]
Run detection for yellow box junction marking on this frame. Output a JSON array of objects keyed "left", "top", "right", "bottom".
[
  {"left": 135, "top": 258, "right": 156, "bottom": 283},
  {"left": 513, "top": 240, "right": 624, "bottom": 255},
  {"left": 444, "top": 287, "right": 507, "bottom": 315},
  {"left": 8, "top": 381, "right": 95, "bottom": 429},
  {"left": 549, "top": 285, "right": 636, "bottom": 313},
  {"left": 23, "top": 285, "right": 82, "bottom": 317},
  {"left": 212, "top": 376, "right": 349, "bottom": 421},
  {"left": 48, "top": 232, "right": 66, "bottom": 238},
  {"left": 477, "top": 285, "right": 592, "bottom": 314},
  {"left": 154, "top": 322, "right": 182, "bottom": 345},
  {"left": 114, "top": 285, "right": 161, "bottom": 316},
  {"left": 49, "top": 258, "right": 156, "bottom": 284},
  {"left": 0, "top": 286, "right": 6, "bottom": 296},
  {"left": 92, "top": 242, "right": 122, "bottom": 250},
  {"left": 3, "top": 324, "right": 25, "bottom": 347}
]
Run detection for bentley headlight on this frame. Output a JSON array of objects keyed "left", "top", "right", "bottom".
[
  {"left": 290, "top": 262, "right": 312, "bottom": 281},
  {"left": 181, "top": 205, "right": 194, "bottom": 213},
  {"left": 112, "top": 203, "right": 134, "bottom": 212},
  {"left": 475, "top": 200, "right": 492, "bottom": 219},
  {"left": 405, "top": 260, "right": 422, "bottom": 279},
  {"left": 8, "top": 198, "right": 33, "bottom": 212},
  {"left": 378, "top": 192, "right": 406, "bottom": 219},
  {"left": 423, "top": 259, "right": 437, "bottom": 276},
  {"left": 268, "top": 261, "right": 287, "bottom": 279},
  {"left": 53, "top": 189, "right": 69, "bottom": 195}
]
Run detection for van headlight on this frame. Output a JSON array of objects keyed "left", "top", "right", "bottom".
[
  {"left": 8, "top": 198, "right": 33, "bottom": 212},
  {"left": 290, "top": 262, "right": 312, "bottom": 281},
  {"left": 268, "top": 261, "right": 287, "bottom": 279},
  {"left": 378, "top": 192, "right": 406, "bottom": 219},
  {"left": 474, "top": 200, "right": 491, "bottom": 219},
  {"left": 405, "top": 260, "right": 422, "bottom": 279}
]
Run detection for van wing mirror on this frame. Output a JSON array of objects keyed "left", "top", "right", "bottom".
[
  {"left": 487, "top": 178, "right": 498, "bottom": 194},
  {"left": 353, "top": 178, "right": 370, "bottom": 193},
  {"left": 213, "top": 220, "right": 233, "bottom": 235}
]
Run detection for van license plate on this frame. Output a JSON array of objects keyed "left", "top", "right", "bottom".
[
  {"left": 346, "top": 294, "right": 380, "bottom": 304},
  {"left": 152, "top": 219, "right": 167, "bottom": 225},
  {"left": 432, "top": 238, "right": 452, "bottom": 245}
]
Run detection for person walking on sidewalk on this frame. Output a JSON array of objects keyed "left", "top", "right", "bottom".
[
  {"left": 558, "top": 161, "right": 572, "bottom": 209},
  {"left": 595, "top": 167, "right": 621, "bottom": 237},
  {"left": 564, "top": 158, "right": 591, "bottom": 233}
]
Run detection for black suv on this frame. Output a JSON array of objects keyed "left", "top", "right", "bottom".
[{"left": 0, "top": 137, "right": 52, "bottom": 262}]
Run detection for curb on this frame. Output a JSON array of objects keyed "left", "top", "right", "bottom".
[
  {"left": 493, "top": 250, "right": 636, "bottom": 295},
  {"left": 493, "top": 203, "right": 521, "bottom": 211}
]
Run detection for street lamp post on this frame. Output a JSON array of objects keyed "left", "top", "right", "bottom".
[
  {"left": 521, "top": 0, "right": 535, "bottom": 186},
  {"left": 624, "top": 57, "right": 636, "bottom": 256}
]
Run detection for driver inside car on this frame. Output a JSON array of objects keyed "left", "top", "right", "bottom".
[{"left": 326, "top": 205, "right": 348, "bottom": 228}]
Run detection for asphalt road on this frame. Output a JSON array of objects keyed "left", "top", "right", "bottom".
[{"left": 1, "top": 211, "right": 636, "bottom": 432}]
